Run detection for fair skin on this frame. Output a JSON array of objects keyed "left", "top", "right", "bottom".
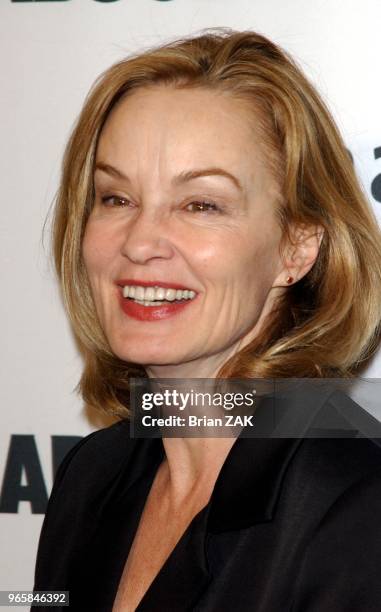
[{"left": 82, "top": 85, "right": 322, "bottom": 610}]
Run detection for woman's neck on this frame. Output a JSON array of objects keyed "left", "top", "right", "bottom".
[
  {"left": 143, "top": 340, "right": 247, "bottom": 505},
  {"left": 158, "top": 435, "right": 237, "bottom": 509}
]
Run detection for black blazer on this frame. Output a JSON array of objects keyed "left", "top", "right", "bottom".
[{"left": 32, "top": 389, "right": 381, "bottom": 611}]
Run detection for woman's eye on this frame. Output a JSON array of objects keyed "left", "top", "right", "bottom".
[
  {"left": 100, "top": 195, "right": 130, "bottom": 207},
  {"left": 186, "top": 201, "right": 221, "bottom": 213}
]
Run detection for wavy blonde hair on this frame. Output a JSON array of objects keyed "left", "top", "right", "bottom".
[{"left": 51, "top": 29, "right": 381, "bottom": 417}]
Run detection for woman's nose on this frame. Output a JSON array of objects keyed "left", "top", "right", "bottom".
[{"left": 120, "top": 209, "right": 175, "bottom": 264}]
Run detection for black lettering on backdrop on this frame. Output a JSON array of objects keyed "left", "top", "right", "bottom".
[
  {"left": 0, "top": 435, "right": 47, "bottom": 514},
  {"left": 346, "top": 146, "right": 380, "bottom": 206},
  {"left": 371, "top": 146, "right": 381, "bottom": 203},
  {"left": 0, "top": 434, "right": 83, "bottom": 514}
]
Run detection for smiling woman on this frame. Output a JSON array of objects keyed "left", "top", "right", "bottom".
[{"left": 33, "top": 29, "right": 381, "bottom": 612}]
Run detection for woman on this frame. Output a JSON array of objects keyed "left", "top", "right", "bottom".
[{"left": 33, "top": 29, "right": 381, "bottom": 611}]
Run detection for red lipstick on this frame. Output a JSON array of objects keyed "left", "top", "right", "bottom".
[{"left": 116, "top": 279, "right": 198, "bottom": 322}]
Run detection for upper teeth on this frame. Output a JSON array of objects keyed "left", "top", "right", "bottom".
[{"left": 122, "top": 285, "right": 196, "bottom": 302}]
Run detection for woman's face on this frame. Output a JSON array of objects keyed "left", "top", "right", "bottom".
[{"left": 83, "top": 86, "right": 288, "bottom": 375}]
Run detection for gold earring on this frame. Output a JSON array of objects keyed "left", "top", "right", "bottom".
[{"left": 286, "top": 275, "right": 294, "bottom": 284}]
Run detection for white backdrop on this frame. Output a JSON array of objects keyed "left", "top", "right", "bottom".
[{"left": 1, "top": 0, "right": 381, "bottom": 605}]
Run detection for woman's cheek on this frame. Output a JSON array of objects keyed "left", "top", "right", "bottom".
[{"left": 82, "top": 222, "right": 114, "bottom": 271}]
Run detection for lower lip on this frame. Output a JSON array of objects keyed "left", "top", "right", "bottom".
[{"left": 118, "top": 293, "right": 197, "bottom": 321}]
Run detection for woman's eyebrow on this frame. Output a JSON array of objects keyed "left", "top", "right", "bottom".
[
  {"left": 94, "top": 161, "right": 243, "bottom": 192},
  {"left": 173, "top": 168, "right": 243, "bottom": 192},
  {"left": 94, "top": 162, "right": 128, "bottom": 180}
]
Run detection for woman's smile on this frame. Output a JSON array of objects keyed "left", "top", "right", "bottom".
[{"left": 117, "top": 280, "right": 198, "bottom": 321}]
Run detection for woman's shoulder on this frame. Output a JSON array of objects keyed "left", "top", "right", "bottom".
[
  {"left": 290, "top": 445, "right": 381, "bottom": 611},
  {"left": 292, "top": 434, "right": 381, "bottom": 514},
  {"left": 298, "top": 433, "right": 381, "bottom": 474},
  {"left": 47, "top": 419, "right": 153, "bottom": 508},
  {"left": 286, "top": 399, "right": 381, "bottom": 609},
  {"left": 33, "top": 419, "right": 133, "bottom": 591},
  {"left": 291, "top": 387, "right": 381, "bottom": 492},
  {"left": 53, "top": 419, "right": 131, "bottom": 482}
]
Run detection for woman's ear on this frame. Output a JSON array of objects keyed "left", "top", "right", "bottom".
[{"left": 272, "top": 223, "right": 324, "bottom": 287}]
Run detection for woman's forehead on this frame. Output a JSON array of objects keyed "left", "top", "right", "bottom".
[{"left": 96, "top": 86, "right": 274, "bottom": 190}]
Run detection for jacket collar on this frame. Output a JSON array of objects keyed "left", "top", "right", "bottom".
[
  {"left": 205, "top": 381, "right": 337, "bottom": 533},
  {"left": 207, "top": 435, "right": 302, "bottom": 533}
]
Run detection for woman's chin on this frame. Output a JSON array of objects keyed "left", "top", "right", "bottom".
[{"left": 112, "top": 344, "right": 189, "bottom": 370}]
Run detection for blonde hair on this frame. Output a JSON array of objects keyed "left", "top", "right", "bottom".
[{"left": 51, "top": 29, "right": 381, "bottom": 417}]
